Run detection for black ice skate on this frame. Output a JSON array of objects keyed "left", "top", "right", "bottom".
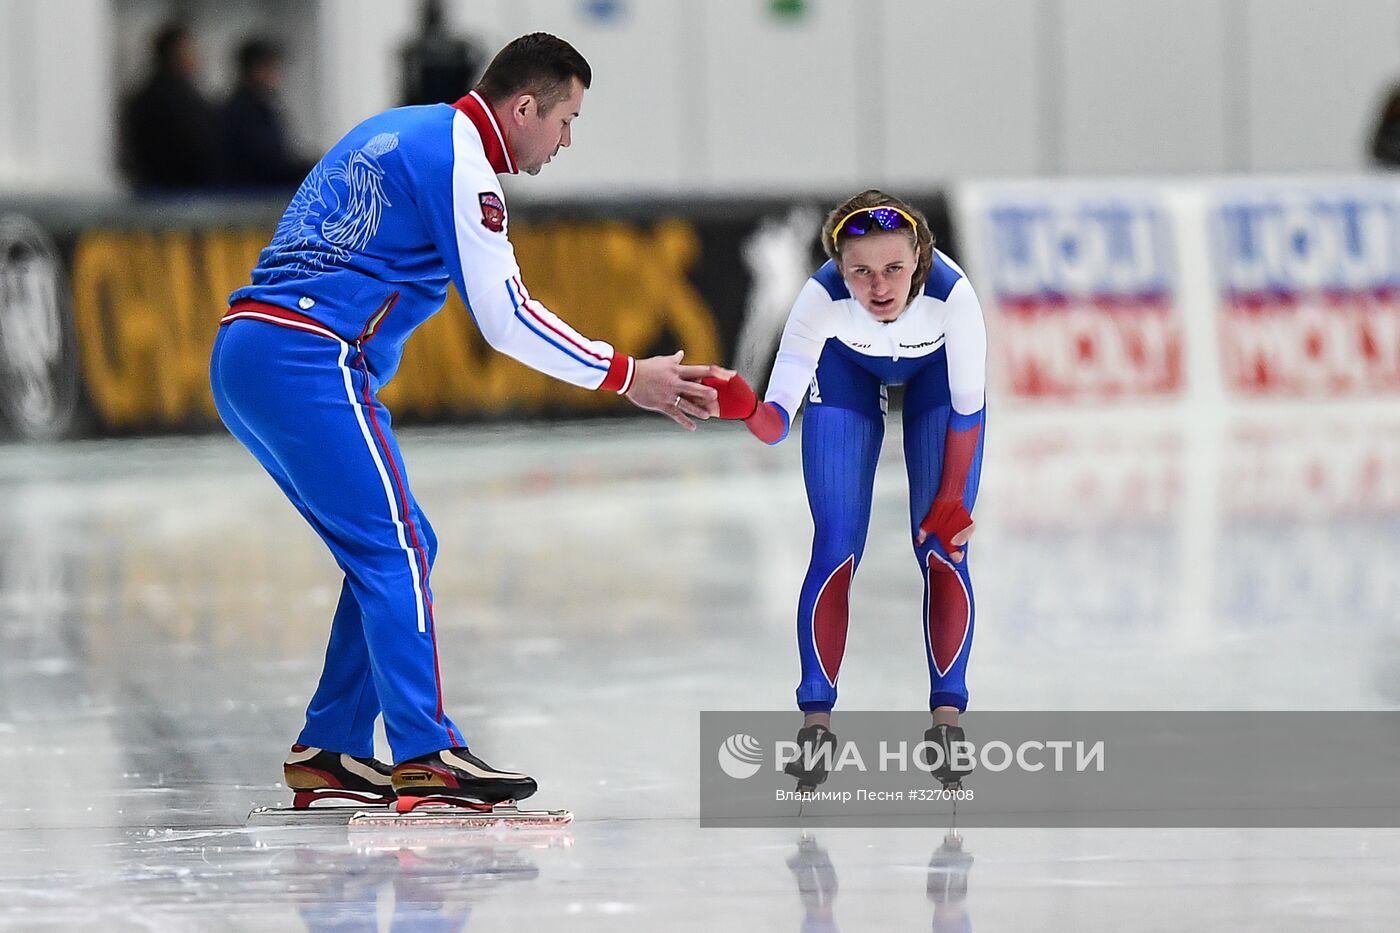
[
  {"left": 390, "top": 747, "right": 538, "bottom": 813},
  {"left": 283, "top": 744, "right": 395, "bottom": 809},
  {"left": 784, "top": 724, "right": 838, "bottom": 795},
  {"left": 923, "top": 723, "right": 975, "bottom": 790}
]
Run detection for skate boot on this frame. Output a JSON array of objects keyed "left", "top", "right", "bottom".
[
  {"left": 783, "top": 724, "right": 838, "bottom": 795},
  {"left": 923, "top": 723, "right": 975, "bottom": 790},
  {"left": 390, "top": 747, "right": 538, "bottom": 813},
  {"left": 283, "top": 744, "right": 395, "bottom": 809}
]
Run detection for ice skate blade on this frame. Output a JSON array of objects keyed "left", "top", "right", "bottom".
[
  {"left": 350, "top": 804, "right": 573, "bottom": 830},
  {"left": 246, "top": 805, "right": 382, "bottom": 827},
  {"left": 794, "top": 784, "right": 817, "bottom": 817}
]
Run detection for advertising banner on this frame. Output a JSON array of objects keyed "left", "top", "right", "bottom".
[
  {"left": 11, "top": 177, "right": 1400, "bottom": 439},
  {"left": 956, "top": 183, "right": 1184, "bottom": 401},
  {"left": 0, "top": 214, "right": 80, "bottom": 440},
  {"left": 0, "top": 195, "right": 952, "bottom": 439},
  {"left": 1210, "top": 181, "right": 1400, "bottom": 396}
]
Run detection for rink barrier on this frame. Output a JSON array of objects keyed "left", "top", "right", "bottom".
[
  {"left": 953, "top": 174, "right": 1400, "bottom": 408},
  {"left": 5, "top": 177, "right": 1398, "bottom": 439},
  {"left": 0, "top": 194, "right": 952, "bottom": 439}
]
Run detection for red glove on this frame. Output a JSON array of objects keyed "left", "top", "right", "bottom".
[
  {"left": 918, "top": 498, "right": 974, "bottom": 562},
  {"left": 918, "top": 415, "right": 982, "bottom": 562},
  {"left": 701, "top": 374, "right": 788, "bottom": 444},
  {"left": 702, "top": 374, "right": 758, "bottom": 419}
]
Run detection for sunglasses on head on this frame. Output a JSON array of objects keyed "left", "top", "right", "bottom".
[{"left": 831, "top": 205, "right": 919, "bottom": 246}]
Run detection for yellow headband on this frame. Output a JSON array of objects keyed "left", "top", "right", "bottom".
[{"left": 831, "top": 205, "right": 919, "bottom": 248}]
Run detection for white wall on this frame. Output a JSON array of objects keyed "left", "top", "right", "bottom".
[
  {"left": 0, "top": 0, "right": 115, "bottom": 192},
  {"left": 4, "top": 0, "right": 1400, "bottom": 196},
  {"left": 314, "top": 0, "right": 419, "bottom": 147},
  {"left": 1245, "top": 0, "right": 1400, "bottom": 173},
  {"left": 477, "top": 0, "right": 706, "bottom": 195},
  {"left": 1060, "top": 0, "right": 1232, "bottom": 175},
  {"left": 881, "top": 0, "right": 1045, "bottom": 182},
  {"left": 691, "top": 0, "right": 863, "bottom": 193}
]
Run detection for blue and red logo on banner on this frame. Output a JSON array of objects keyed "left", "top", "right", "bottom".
[
  {"left": 981, "top": 198, "right": 1182, "bottom": 400},
  {"left": 1213, "top": 191, "right": 1400, "bottom": 396}
]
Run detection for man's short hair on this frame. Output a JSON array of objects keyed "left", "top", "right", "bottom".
[{"left": 476, "top": 33, "right": 591, "bottom": 110}]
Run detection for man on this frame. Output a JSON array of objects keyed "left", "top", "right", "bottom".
[
  {"left": 219, "top": 38, "right": 312, "bottom": 189},
  {"left": 118, "top": 22, "right": 219, "bottom": 192},
  {"left": 210, "top": 33, "right": 720, "bottom": 810}
]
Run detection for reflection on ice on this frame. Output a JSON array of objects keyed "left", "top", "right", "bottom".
[
  {"left": 0, "top": 415, "right": 1397, "bottom": 929},
  {"left": 288, "top": 838, "right": 547, "bottom": 933},
  {"left": 786, "top": 828, "right": 975, "bottom": 933},
  {"left": 927, "top": 831, "right": 974, "bottom": 933}
]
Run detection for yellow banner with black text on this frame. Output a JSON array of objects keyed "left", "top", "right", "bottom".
[{"left": 64, "top": 220, "right": 725, "bottom": 431}]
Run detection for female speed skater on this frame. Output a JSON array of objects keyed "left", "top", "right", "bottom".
[{"left": 706, "top": 189, "right": 987, "bottom": 791}]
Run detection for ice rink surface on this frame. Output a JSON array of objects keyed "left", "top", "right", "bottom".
[{"left": 2, "top": 405, "right": 1399, "bottom": 931}]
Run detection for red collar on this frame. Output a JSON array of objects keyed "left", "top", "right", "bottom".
[{"left": 452, "top": 90, "right": 518, "bottom": 175}]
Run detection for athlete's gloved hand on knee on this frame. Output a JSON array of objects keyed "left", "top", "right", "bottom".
[
  {"left": 917, "top": 498, "right": 975, "bottom": 563},
  {"left": 700, "top": 372, "right": 788, "bottom": 444},
  {"left": 917, "top": 412, "right": 983, "bottom": 562}
]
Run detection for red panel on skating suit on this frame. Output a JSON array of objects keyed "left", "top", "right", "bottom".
[
  {"left": 814, "top": 556, "right": 855, "bottom": 685},
  {"left": 926, "top": 552, "right": 971, "bottom": 677}
]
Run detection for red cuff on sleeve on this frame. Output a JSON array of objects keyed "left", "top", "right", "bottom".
[
  {"left": 744, "top": 402, "right": 788, "bottom": 444},
  {"left": 600, "top": 354, "right": 635, "bottom": 394},
  {"left": 936, "top": 420, "right": 982, "bottom": 501}
]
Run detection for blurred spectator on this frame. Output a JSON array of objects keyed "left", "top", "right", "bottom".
[
  {"left": 118, "top": 22, "right": 219, "bottom": 192},
  {"left": 219, "top": 38, "right": 312, "bottom": 190},
  {"left": 399, "top": 0, "right": 486, "bottom": 105},
  {"left": 1373, "top": 81, "right": 1400, "bottom": 167}
]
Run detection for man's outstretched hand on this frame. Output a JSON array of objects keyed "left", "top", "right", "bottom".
[{"left": 626, "top": 351, "right": 726, "bottom": 430}]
